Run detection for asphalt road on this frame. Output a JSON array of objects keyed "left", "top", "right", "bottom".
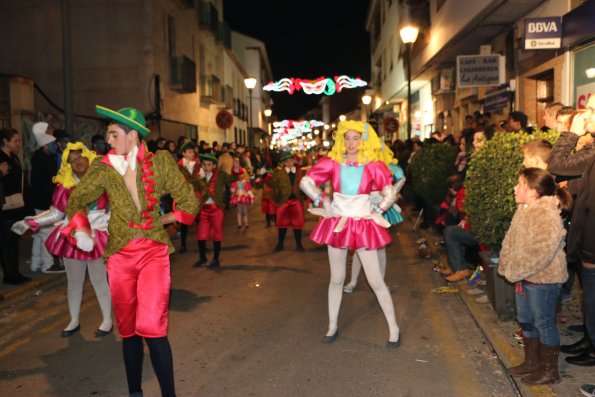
[{"left": 0, "top": 195, "right": 519, "bottom": 397}]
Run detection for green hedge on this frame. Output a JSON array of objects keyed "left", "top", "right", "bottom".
[
  {"left": 410, "top": 142, "right": 457, "bottom": 207},
  {"left": 464, "top": 130, "right": 559, "bottom": 250}
]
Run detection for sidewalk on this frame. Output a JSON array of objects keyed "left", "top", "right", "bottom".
[
  {"left": 0, "top": 236, "right": 65, "bottom": 303},
  {"left": 411, "top": 213, "right": 589, "bottom": 397}
]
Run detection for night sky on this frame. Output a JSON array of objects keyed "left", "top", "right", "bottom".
[{"left": 223, "top": 0, "right": 371, "bottom": 120}]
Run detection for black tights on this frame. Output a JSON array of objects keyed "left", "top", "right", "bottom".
[{"left": 123, "top": 335, "right": 176, "bottom": 397}]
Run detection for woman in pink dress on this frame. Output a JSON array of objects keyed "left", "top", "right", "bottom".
[
  {"left": 300, "top": 120, "right": 400, "bottom": 348},
  {"left": 13, "top": 142, "right": 112, "bottom": 337}
]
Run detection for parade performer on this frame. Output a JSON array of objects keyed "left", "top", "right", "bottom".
[
  {"left": 271, "top": 151, "right": 306, "bottom": 252},
  {"left": 230, "top": 167, "right": 254, "bottom": 228},
  {"left": 12, "top": 142, "right": 113, "bottom": 337},
  {"left": 299, "top": 120, "right": 400, "bottom": 348},
  {"left": 194, "top": 152, "right": 235, "bottom": 268},
  {"left": 177, "top": 141, "right": 201, "bottom": 253},
  {"left": 255, "top": 168, "right": 276, "bottom": 227},
  {"left": 343, "top": 143, "right": 406, "bottom": 293},
  {"left": 64, "top": 106, "right": 199, "bottom": 397}
]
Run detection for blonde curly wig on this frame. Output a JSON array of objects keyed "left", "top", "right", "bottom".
[
  {"left": 328, "top": 120, "right": 382, "bottom": 164},
  {"left": 52, "top": 142, "right": 97, "bottom": 189}
]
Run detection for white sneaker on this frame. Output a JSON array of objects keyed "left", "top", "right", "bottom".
[
  {"left": 343, "top": 284, "right": 356, "bottom": 293},
  {"left": 466, "top": 287, "right": 485, "bottom": 296}
]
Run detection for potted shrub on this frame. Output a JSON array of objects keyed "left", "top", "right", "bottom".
[{"left": 464, "top": 130, "right": 559, "bottom": 318}]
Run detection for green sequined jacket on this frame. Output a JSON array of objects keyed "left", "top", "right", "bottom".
[
  {"left": 67, "top": 148, "right": 199, "bottom": 257},
  {"left": 271, "top": 167, "right": 304, "bottom": 205}
]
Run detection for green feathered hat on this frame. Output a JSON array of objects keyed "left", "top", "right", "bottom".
[
  {"left": 179, "top": 141, "right": 196, "bottom": 154},
  {"left": 200, "top": 153, "right": 218, "bottom": 163},
  {"left": 95, "top": 105, "right": 150, "bottom": 136},
  {"left": 279, "top": 151, "right": 294, "bottom": 162}
]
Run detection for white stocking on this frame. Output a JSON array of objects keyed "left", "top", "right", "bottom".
[
  {"left": 236, "top": 211, "right": 242, "bottom": 226},
  {"left": 327, "top": 246, "right": 348, "bottom": 336},
  {"left": 378, "top": 248, "right": 387, "bottom": 279},
  {"left": 358, "top": 248, "right": 399, "bottom": 342},
  {"left": 86, "top": 259, "right": 113, "bottom": 331},
  {"left": 63, "top": 258, "right": 87, "bottom": 330},
  {"left": 347, "top": 252, "right": 362, "bottom": 287},
  {"left": 348, "top": 247, "right": 387, "bottom": 287}
]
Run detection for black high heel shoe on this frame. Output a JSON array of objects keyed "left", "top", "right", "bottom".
[
  {"left": 94, "top": 326, "right": 113, "bottom": 337},
  {"left": 386, "top": 335, "right": 401, "bottom": 349},
  {"left": 322, "top": 330, "right": 339, "bottom": 344},
  {"left": 61, "top": 325, "right": 80, "bottom": 338}
]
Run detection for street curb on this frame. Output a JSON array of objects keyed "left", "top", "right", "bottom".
[
  {"left": 0, "top": 273, "right": 64, "bottom": 304},
  {"left": 414, "top": 224, "right": 556, "bottom": 397}
]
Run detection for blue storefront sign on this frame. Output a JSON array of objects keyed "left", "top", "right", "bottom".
[
  {"left": 525, "top": 17, "right": 562, "bottom": 49},
  {"left": 483, "top": 84, "right": 510, "bottom": 112}
]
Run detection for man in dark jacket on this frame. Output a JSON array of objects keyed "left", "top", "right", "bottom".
[{"left": 548, "top": 96, "right": 595, "bottom": 390}]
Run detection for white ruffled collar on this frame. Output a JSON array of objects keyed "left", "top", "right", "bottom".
[{"left": 108, "top": 145, "right": 139, "bottom": 176}]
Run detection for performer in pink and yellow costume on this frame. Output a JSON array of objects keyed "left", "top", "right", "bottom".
[
  {"left": 12, "top": 142, "right": 112, "bottom": 337},
  {"left": 65, "top": 106, "right": 199, "bottom": 397},
  {"left": 299, "top": 120, "right": 400, "bottom": 348}
]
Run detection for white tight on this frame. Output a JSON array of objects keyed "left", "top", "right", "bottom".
[
  {"left": 327, "top": 246, "right": 399, "bottom": 341},
  {"left": 347, "top": 248, "right": 387, "bottom": 287},
  {"left": 63, "top": 258, "right": 112, "bottom": 331},
  {"left": 236, "top": 203, "right": 249, "bottom": 226}
]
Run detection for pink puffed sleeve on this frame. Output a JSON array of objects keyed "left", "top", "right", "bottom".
[
  {"left": 370, "top": 161, "right": 393, "bottom": 191},
  {"left": 52, "top": 184, "right": 73, "bottom": 212},
  {"left": 305, "top": 156, "right": 335, "bottom": 187}
]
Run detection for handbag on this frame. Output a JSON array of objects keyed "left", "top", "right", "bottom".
[
  {"left": 2, "top": 192, "right": 24, "bottom": 210},
  {"left": 1, "top": 167, "right": 24, "bottom": 211}
]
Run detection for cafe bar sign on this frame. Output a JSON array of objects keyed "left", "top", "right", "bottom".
[
  {"left": 524, "top": 17, "right": 562, "bottom": 49},
  {"left": 457, "top": 55, "right": 505, "bottom": 88}
]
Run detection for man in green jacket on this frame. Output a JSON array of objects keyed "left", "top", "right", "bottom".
[{"left": 66, "top": 105, "right": 199, "bottom": 397}]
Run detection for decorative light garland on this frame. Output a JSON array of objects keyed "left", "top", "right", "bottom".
[{"left": 263, "top": 75, "right": 367, "bottom": 95}]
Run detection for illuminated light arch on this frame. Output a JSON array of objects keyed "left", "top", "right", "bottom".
[{"left": 263, "top": 75, "right": 367, "bottom": 95}]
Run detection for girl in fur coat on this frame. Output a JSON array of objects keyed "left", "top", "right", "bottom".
[{"left": 498, "top": 167, "right": 572, "bottom": 386}]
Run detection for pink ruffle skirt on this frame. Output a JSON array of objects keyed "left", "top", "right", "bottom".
[
  {"left": 46, "top": 228, "right": 108, "bottom": 260},
  {"left": 310, "top": 217, "right": 391, "bottom": 251}
]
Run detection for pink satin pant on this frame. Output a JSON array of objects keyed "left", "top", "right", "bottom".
[{"left": 106, "top": 238, "right": 171, "bottom": 338}]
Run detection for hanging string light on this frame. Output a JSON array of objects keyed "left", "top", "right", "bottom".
[{"left": 263, "top": 75, "right": 367, "bottom": 95}]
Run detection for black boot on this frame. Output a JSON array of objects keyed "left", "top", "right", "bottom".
[
  {"left": 193, "top": 240, "right": 208, "bottom": 267},
  {"left": 209, "top": 242, "right": 221, "bottom": 268},
  {"left": 274, "top": 228, "right": 287, "bottom": 252},
  {"left": 179, "top": 224, "right": 188, "bottom": 253},
  {"left": 561, "top": 336, "right": 592, "bottom": 354},
  {"left": 294, "top": 229, "right": 305, "bottom": 252}
]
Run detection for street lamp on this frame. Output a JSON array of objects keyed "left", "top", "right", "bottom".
[
  {"left": 264, "top": 108, "right": 272, "bottom": 135},
  {"left": 339, "top": 114, "right": 346, "bottom": 122},
  {"left": 244, "top": 77, "right": 257, "bottom": 146},
  {"left": 400, "top": 25, "right": 419, "bottom": 140},
  {"left": 362, "top": 94, "right": 372, "bottom": 122}
]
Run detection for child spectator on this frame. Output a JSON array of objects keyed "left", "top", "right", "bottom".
[
  {"left": 522, "top": 139, "right": 552, "bottom": 170},
  {"left": 498, "top": 168, "right": 572, "bottom": 385}
]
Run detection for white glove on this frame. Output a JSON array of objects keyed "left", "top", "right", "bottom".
[
  {"left": 75, "top": 231, "right": 94, "bottom": 252},
  {"left": 11, "top": 220, "right": 30, "bottom": 236},
  {"left": 369, "top": 191, "right": 382, "bottom": 205}
]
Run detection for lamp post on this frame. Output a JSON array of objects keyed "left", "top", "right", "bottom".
[
  {"left": 361, "top": 94, "right": 372, "bottom": 122},
  {"left": 244, "top": 77, "right": 257, "bottom": 147},
  {"left": 264, "top": 108, "right": 272, "bottom": 137},
  {"left": 400, "top": 25, "right": 419, "bottom": 140}
]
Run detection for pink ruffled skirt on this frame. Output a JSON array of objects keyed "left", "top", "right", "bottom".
[
  {"left": 46, "top": 228, "right": 108, "bottom": 261},
  {"left": 310, "top": 217, "right": 391, "bottom": 251},
  {"left": 231, "top": 195, "right": 254, "bottom": 206}
]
